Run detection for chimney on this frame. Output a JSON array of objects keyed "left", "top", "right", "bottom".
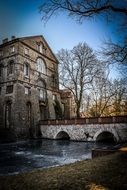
[
  {"left": 2, "top": 38, "right": 8, "bottom": 44},
  {"left": 11, "top": 36, "right": 16, "bottom": 40}
]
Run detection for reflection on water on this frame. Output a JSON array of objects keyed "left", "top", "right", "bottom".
[{"left": 0, "top": 139, "right": 116, "bottom": 176}]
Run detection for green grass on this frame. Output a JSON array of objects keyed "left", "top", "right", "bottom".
[{"left": 0, "top": 152, "right": 127, "bottom": 190}]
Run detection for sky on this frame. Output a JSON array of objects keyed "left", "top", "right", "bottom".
[{"left": 0, "top": 0, "right": 122, "bottom": 53}]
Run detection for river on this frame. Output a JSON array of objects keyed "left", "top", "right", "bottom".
[{"left": 0, "top": 139, "right": 116, "bottom": 176}]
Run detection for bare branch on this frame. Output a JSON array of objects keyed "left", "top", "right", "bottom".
[
  {"left": 57, "top": 42, "right": 99, "bottom": 117},
  {"left": 40, "top": 0, "right": 127, "bottom": 24}
]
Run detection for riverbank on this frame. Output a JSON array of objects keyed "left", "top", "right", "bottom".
[{"left": 0, "top": 151, "right": 127, "bottom": 190}]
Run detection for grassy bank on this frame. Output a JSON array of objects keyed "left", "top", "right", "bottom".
[{"left": 0, "top": 152, "right": 127, "bottom": 190}]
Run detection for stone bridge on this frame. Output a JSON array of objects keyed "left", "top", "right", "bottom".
[{"left": 40, "top": 116, "right": 127, "bottom": 143}]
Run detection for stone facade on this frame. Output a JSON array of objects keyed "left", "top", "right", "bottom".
[{"left": 0, "top": 35, "right": 71, "bottom": 140}]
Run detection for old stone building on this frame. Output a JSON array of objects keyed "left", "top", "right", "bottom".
[{"left": 0, "top": 35, "right": 74, "bottom": 140}]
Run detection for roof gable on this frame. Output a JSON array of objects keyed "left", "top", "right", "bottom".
[{"left": 19, "top": 35, "right": 58, "bottom": 63}]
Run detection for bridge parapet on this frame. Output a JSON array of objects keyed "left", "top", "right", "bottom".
[{"left": 40, "top": 115, "right": 127, "bottom": 125}]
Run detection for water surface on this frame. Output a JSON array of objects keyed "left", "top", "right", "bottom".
[{"left": 0, "top": 139, "right": 116, "bottom": 176}]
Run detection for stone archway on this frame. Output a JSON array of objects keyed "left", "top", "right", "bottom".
[
  {"left": 94, "top": 130, "right": 118, "bottom": 143},
  {"left": 55, "top": 131, "right": 70, "bottom": 140}
]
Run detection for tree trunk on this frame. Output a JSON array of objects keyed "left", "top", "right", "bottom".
[{"left": 76, "top": 104, "right": 81, "bottom": 118}]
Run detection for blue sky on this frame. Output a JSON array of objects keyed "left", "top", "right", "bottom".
[{"left": 0, "top": 0, "right": 121, "bottom": 53}]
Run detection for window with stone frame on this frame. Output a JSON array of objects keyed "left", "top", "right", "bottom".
[
  {"left": 38, "top": 80, "right": 47, "bottom": 102},
  {"left": 37, "top": 58, "right": 46, "bottom": 74},
  {"left": 37, "top": 42, "right": 43, "bottom": 53},
  {"left": 24, "top": 63, "right": 29, "bottom": 77},
  {"left": 6, "top": 85, "right": 13, "bottom": 94},
  {"left": 53, "top": 94, "right": 57, "bottom": 101},
  {"left": 7, "top": 60, "right": 14, "bottom": 75},
  {"left": 37, "top": 42, "right": 46, "bottom": 54},
  {"left": 51, "top": 74, "right": 58, "bottom": 87},
  {"left": 10, "top": 46, "right": 15, "bottom": 53},
  {"left": 38, "top": 89, "right": 46, "bottom": 100},
  {"left": 24, "top": 48, "right": 29, "bottom": 55},
  {"left": 25, "top": 87, "right": 31, "bottom": 95}
]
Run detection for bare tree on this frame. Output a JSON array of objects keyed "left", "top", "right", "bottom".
[
  {"left": 40, "top": 0, "right": 127, "bottom": 23},
  {"left": 57, "top": 42, "right": 100, "bottom": 117},
  {"left": 101, "top": 39, "right": 127, "bottom": 79},
  {"left": 87, "top": 76, "right": 127, "bottom": 116},
  {"left": 40, "top": 0, "right": 127, "bottom": 77},
  {"left": 102, "top": 39, "right": 127, "bottom": 63},
  {"left": 86, "top": 66, "right": 113, "bottom": 116},
  {"left": 111, "top": 79, "right": 127, "bottom": 115}
]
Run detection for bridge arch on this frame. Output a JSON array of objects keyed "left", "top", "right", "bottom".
[
  {"left": 93, "top": 129, "right": 119, "bottom": 143},
  {"left": 55, "top": 131, "right": 70, "bottom": 140}
]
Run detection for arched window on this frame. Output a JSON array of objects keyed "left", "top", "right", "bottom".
[
  {"left": 38, "top": 80, "right": 47, "bottom": 102},
  {"left": 37, "top": 58, "right": 46, "bottom": 74},
  {"left": 24, "top": 63, "right": 29, "bottom": 77},
  {"left": 7, "top": 60, "right": 14, "bottom": 75},
  {"left": 5, "top": 101, "right": 12, "bottom": 128}
]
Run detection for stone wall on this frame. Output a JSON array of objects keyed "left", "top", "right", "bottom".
[
  {"left": 0, "top": 36, "right": 63, "bottom": 140},
  {"left": 40, "top": 121, "right": 127, "bottom": 142}
]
